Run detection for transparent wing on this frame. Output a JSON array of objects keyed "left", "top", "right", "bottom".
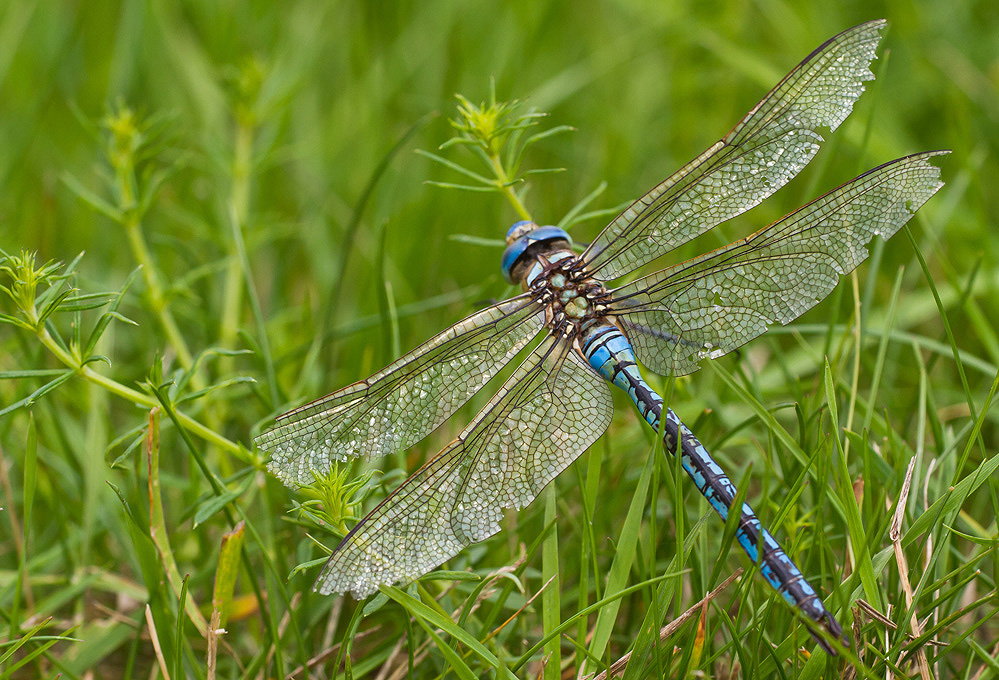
[
  {"left": 258, "top": 296, "right": 546, "bottom": 487},
  {"left": 314, "top": 335, "right": 614, "bottom": 597},
  {"left": 609, "top": 151, "right": 947, "bottom": 376},
  {"left": 582, "top": 19, "right": 886, "bottom": 282}
]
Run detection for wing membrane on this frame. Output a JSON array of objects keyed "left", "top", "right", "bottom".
[
  {"left": 582, "top": 19, "right": 886, "bottom": 281},
  {"left": 258, "top": 296, "right": 546, "bottom": 487},
  {"left": 314, "top": 336, "right": 614, "bottom": 597},
  {"left": 609, "top": 151, "right": 947, "bottom": 376}
]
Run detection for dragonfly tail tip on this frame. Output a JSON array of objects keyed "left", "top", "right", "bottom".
[{"left": 807, "top": 611, "right": 849, "bottom": 656}]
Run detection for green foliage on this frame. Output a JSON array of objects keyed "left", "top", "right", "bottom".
[
  {"left": 418, "top": 86, "right": 573, "bottom": 222},
  {"left": 1, "top": 1, "right": 997, "bottom": 678},
  {"left": 297, "top": 464, "right": 377, "bottom": 537}
]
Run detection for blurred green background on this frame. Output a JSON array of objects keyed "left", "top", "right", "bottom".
[
  {"left": 3, "top": 0, "right": 994, "bottom": 331},
  {"left": 1, "top": 0, "right": 996, "bottom": 677}
]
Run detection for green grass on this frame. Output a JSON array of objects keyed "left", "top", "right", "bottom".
[{"left": 1, "top": 1, "right": 997, "bottom": 678}]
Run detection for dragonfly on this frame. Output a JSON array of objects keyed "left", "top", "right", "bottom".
[{"left": 257, "top": 19, "right": 946, "bottom": 654}]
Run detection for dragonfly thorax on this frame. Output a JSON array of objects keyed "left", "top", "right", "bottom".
[{"left": 524, "top": 251, "right": 610, "bottom": 335}]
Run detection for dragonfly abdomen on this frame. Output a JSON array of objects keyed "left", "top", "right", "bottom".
[
  {"left": 659, "top": 408, "right": 843, "bottom": 650},
  {"left": 580, "top": 322, "right": 844, "bottom": 652},
  {"left": 580, "top": 322, "right": 661, "bottom": 428}
]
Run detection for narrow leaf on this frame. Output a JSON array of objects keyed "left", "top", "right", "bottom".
[
  {"left": 62, "top": 172, "right": 123, "bottom": 221},
  {"left": 193, "top": 474, "right": 253, "bottom": 527},
  {"left": 0, "top": 371, "right": 76, "bottom": 417}
]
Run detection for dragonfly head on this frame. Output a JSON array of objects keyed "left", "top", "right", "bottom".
[{"left": 501, "top": 222, "right": 572, "bottom": 284}]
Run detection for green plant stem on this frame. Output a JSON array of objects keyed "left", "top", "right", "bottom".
[
  {"left": 220, "top": 120, "right": 254, "bottom": 358},
  {"left": 122, "top": 217, "right": 200, "bottom": 387},
  {"left": 541, "top": 487, "right": 561, "bottom": 680},
  {"left": 145, "top": 409, "right": 209, "bottom": 635},
  {"left": 487, "top": 153, "right": 531, "bottom": 221},
  {"left": 34, "top": 325, "right": 243, "bottom": 457},
  {"left": 843, "top": 270, "right": 862, "bottom": 460},
  {"left": 111, "top": 147, "right": 201, "bottom": 388}
]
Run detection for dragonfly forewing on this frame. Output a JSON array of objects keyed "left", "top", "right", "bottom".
[
  {"left": 582, "top": 19, "right": 886, "bottom": 281},
  {"left": 258, "top": 296, "right": 545, "bottom": 487},
  {"left": 314, "top": 335, "right": 614, "bottom": 597},
  {"left": 609, "top": 151, "right": 947, "bottom": 376}
]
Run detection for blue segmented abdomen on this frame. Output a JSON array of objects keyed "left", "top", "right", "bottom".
[
  {"left": 581, "top": 324, "right": 661, "bottom": 428},
  {"left": 580, "top": 322, "right": 841, "bottom": 651}
]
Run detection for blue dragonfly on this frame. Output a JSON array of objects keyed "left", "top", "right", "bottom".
[{"left": 257, "top": 19, "right": 946, "bottom": 654}]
